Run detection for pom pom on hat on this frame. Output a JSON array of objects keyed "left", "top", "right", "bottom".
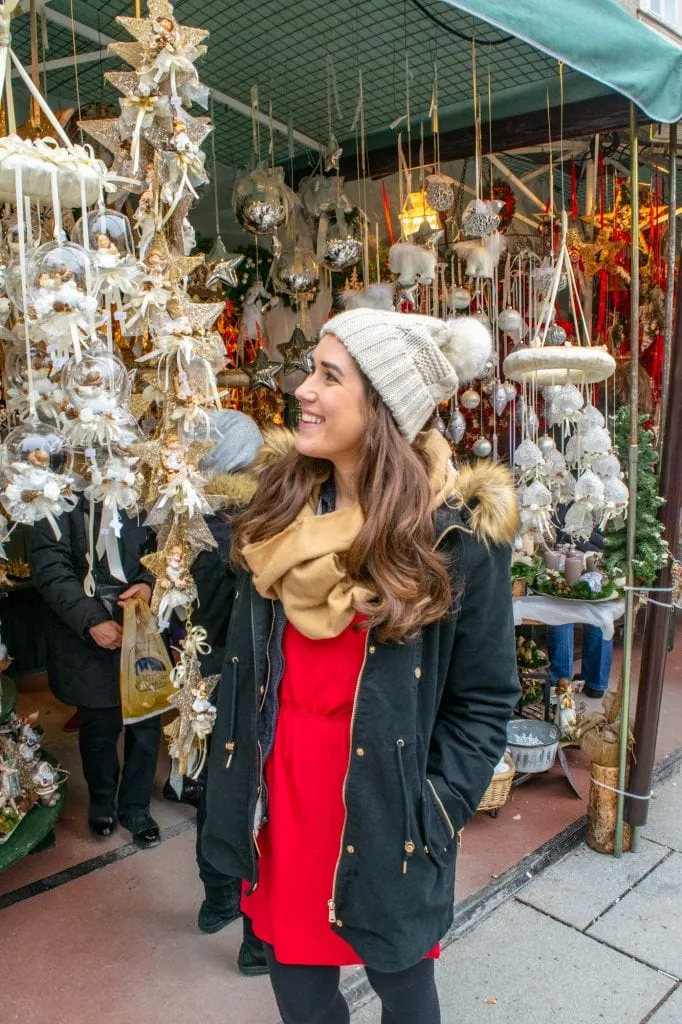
[{"left": 436, "top": 316, "right": 492, "bottom": 384}]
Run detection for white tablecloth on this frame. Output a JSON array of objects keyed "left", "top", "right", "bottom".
[{"left": 513, "top": 595, "right": 625, "bottom": 641}]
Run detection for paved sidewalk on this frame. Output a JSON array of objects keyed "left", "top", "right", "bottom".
[{"left": 353, "top": 769, "right": 682, "bottom": 1024}]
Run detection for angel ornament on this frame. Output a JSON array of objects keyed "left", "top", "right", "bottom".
[
  {"left": 146, "top": 435, "right": 212, "bottom": 525},
  {"left": 92, "top": 232, "right": 121, "bottom": 269},
  {"left": 554, "top": 679, "right": 577, "bottom": 741},
  {"left": 133, "top": 164, "right": 159, "bottom": 258},
  {"left": 156, "top": 545, "right": 198, "bottom": 628},
  {"left": 1, "top": 449, "right": 76, "bottom": 537}
]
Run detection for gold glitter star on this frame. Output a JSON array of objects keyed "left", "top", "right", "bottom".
[
  {"left": 77, "top": 118, "right": 122, "bottom": 155},
  {"left": 104, "top": 71, "right": 144, "bottom": 99},
  {"left": 149, "top": 232, "right": 204, "bottom": 285},
  {"left": 107, "top": 42, "right": 147, "bottom": 69},
  {"left": 170, "top": 289, "right": 224, "bottom": 331}
]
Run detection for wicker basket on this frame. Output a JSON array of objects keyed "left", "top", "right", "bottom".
[{"left": 478, "top": 753, "right": 516, "bottom": 816}]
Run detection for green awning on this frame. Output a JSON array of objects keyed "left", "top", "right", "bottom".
[{"left": 445, "top": 0, "right": 682, "bottom": 124}]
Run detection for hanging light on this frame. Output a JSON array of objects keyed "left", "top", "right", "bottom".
[{"left": 399, "top": 191, "right": 440, "bottom": 237}]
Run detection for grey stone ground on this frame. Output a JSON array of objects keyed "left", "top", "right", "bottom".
[{"left": 352, "top": 770, "right": 682, "bottom": 1024}]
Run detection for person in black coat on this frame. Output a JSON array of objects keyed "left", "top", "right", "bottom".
[
  {"left": 189, "top": 409, "right": 269, "bottom": 977},
  {"left": 28, "top": 497, "right": 162, "bottom": 847}
]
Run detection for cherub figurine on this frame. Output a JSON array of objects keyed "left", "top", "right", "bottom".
[
  {"left": 26, "top": 448, "right": 50, "bottom": 470},
  {"left": 170, "top": 117, "right": 191, "bottom": 154},
  {"left": 158, "top": 434, "right": 187, "bottom": 477},
  {"left": 0, "top": 756, "right": 21, "bottom": 813},
  {"left": 152, "top": 15, "right": 180, "bottom": 52},
  {"left": 554, "top": 678, "right": 577, "bottom": 740},
  {"left": 157, "top": 544, "right": 197, "bottom": 626},
  {"left": 92, "top": 232, "right": 121, "bottom": 268},
  {"left": 144, "top": 248, "right": 168, "bottom": 287}
]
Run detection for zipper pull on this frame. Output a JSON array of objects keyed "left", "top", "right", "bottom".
[{"left": 328, "top": 899, "right": 336, "bottom": 924}]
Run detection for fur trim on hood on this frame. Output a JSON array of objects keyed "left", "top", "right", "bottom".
[{"left": 450, "top": 461, "right": 519, "bottom": 547}]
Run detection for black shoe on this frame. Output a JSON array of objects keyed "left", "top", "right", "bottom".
[
  {"left": 163, "top": 777, "right": 201, "bottom": 809},
  {"left": 89, "top": 814, "right": 117, "bottom": 838},
  {"left": 198, "top": 886, "right": 241, "bottom": 934},
  {"left": 583, "top": 685, "right": 607, "bottom": 700},
  {"left": 119, "top": 812, "right": 161, "bottom": 849},
  {"left": 237, "top": 941, "right": 270, "bottom": 977}
]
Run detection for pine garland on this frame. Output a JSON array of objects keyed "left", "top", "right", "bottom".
[{"left": 602, "top": 407, "right": 669, "bottom": 584}]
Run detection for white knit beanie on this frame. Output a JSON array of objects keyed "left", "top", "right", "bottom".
[{"left": 320, "top": 310, "right": 492, "bottom": 442}]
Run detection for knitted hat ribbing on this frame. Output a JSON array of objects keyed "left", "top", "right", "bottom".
[{"left": 320, "top": 310, "right": 491, "bottom": 442}]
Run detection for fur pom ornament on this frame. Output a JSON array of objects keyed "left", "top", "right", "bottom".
[
  {"left": 341, "top": 283, "right": 394, "bottom": 312},
  {"left": 388, "top": 242, "right": 437, "bottom": 286}
]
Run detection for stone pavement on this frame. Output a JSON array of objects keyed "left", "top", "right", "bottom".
[{"left": 353, "top": 768, "right": 682, "bottom": 1024}]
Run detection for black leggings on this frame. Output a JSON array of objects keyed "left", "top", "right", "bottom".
[{"left": 263, "top": 944, "right": 441, "bottom": 1024}]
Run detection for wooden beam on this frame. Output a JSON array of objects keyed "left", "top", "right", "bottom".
[
  {"left": 487, "top": 153, "right": 546, "bottom": 211},
  {"left": 338, "top": 94, "right": 635, "bottom": 183}
]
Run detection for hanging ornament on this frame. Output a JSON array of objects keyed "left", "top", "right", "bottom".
[
  {"left": 454, "top": 233, "right": 506, "bottom": 279},
  {"left": 519, "top": 480, "right": 554, "bottom": 538},
  {"left": 545, "top": 323, "right": 568, "bottom": 346},
  {"left": 233, "top": 167, "right": 288, "bottom": 235},
  {"left": 425, "top": 172, "right": 456, "bottom": 212},
  {"left": 164, "top": 625, "right": 220, "bottom": 778},
  {"left": 244, "top": 348, "right": 283, "bottom": 392},
  {"left": 498, "top": 308, "right": 524, "bottom": 334},
  {"left": 324, "top": 135, "right": 343, "bottom": 173},
  {"left": 461, "top": 198, "right": 504, "bottom": 238},
  {"left": 551, "top": 383, "right": 585, "bottom": 426},
  {"left": 513, "top": 438, "right": 544, "bottom": 476},
  {"left": 447, "top": 409, "right": 466, "bottom": 444},
  {"left": 492, "top": 382, "right": 509, "bottom": 416},
  {"left": 460, "top": 388, "right": 481, "bottom": 410},
  {"left": 449, "top": 286, "right": 472, "bottom": 312},
  {"left": 205, "top": 254, "right": 244, "bottom": 289},
  {"left": 537, "top": 434, "right": 556, "bottom": 457},
  {"left": 322, "top": 208, "right": 363, "bottom": 272},
  {"left": 274, "top": 247, "right": 320, "bottom": 297},
  {"left": 0, "top": 423, "right": 76, "bottom": 537},
  {"left": 503, "top": 381, "right": 517, "bottom": 403},
  {"left": 472, "top": 436, "right": 492, "bottom": 458},
  {"left": 277, "top": 327, "right": 314, "bottom": 375},
  {"left": 388, "top": 242, "right": 437, "bottom": 286},
  {"left": 599, "top": 477, "right": 629, "bottom": 529}
]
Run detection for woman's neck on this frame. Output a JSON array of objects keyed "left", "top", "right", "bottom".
[{"left": 332, "top": 458, "right": 359, "bottom": 510}]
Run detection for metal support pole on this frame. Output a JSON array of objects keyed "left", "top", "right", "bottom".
[
  {"left": 660, "top": 122, "right": 678, "bottom": 459},
  {"left": 626, "top": 240, "right": 682, "bottom": 833},
  {"left": 614, "top": 105, "right": 640, "bottom": 858}
]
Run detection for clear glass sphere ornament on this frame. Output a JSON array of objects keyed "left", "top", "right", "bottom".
[
  {"left": 460, "top": 388, "right": 480, "bottom": 410},
  {"left": 447, "top": 409, "right": 466, "bottom": 444},
  {"left": 61, "top": 349, "right": 130, "bottom": 408},
  {"left": 2, "top": 421, "right": 73, "bottom": 478},
  {"left": 472, "top": 436, "right": 492, "bottom": 457},
  {"left": 581, "top": 426, "right": 612, "bottom": 457},
  {"left": 72, "top": 209, "right": 135, "bottom": 266},
  {"left": 322, "top": 209, "right": 363, "bottom": 271},
  {"left": 234, "top": 168, "right": 288, "bottom": 235},
  {"left": 602, "top": 476, "right": 629, "bottom": 510},
  {"left": 26, "top": 242, "right": 97, "bottom": 320},
  {"left": 274, "top": 247, "right": 320, "bottom": 296},
  {"left": 450, "top": 287, "right": 471, "bottom": 311},
  {"left": 6, "top": 257, "right": 27, "bottom": 312},
  {"left": 592, "top": 453, "right": 621, "bottom": 480}
]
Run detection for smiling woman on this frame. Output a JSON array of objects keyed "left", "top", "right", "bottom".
[{"left": 206, "top": 306, "right": 520, "bottom": 1024}]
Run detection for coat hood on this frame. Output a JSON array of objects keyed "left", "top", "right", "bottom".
[{"left": 215, "top": 426, "right": 518, "bottom": 547}]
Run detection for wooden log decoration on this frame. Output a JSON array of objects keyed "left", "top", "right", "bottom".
[{"left": 587, "top": 763, "right": 632, "bottom": 854}]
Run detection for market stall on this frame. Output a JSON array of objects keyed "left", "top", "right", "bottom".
[{"left": 0, "top": 0, "right": 680, "bottom": 869}]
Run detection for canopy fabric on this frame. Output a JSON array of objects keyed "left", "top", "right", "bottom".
[{"left": 446, "top": 0, "right": 682, "bottom": 124}]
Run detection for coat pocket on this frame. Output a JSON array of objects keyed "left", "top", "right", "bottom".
[{"left": 421, "top": 776, "right": 456, "bottom": 867}]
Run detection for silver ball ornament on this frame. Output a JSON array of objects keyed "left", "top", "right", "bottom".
[
  {"left": 274, "top": 247, "right": 320, "bottom": 296},
  {"left": 498, "top": 307, "right": 524, "bottom": 334},
  {"left": 472, "top": 436, "right": 492, "bottom": 458},
  {"left": 234, "top": 172, "right": 287, "bottom": 235},
  {"left": 460, "top": 388, "right": 481, "bottom": 410},
  {"left": 538, "top": 433, "right": 556, "bottom": 456},
  {"left": 546, "top": 323, "right": 568, "bottom": 346},
  {"left": 450, "top": 287, "right": 471, "bottom": 311}
]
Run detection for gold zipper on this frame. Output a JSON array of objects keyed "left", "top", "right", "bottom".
[
  {"left": 427, "top": 777, "right": 456, "bottom": 840},
  {"left": 328, "top": 631, "right": 370, "bottom": 925},
  {"left": 259, "top": 602, "right": 276, "bottom": 712}
]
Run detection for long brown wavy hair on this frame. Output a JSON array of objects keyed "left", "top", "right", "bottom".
[{"left": 232, "top": 389, "right": 455, "bottom": 643}]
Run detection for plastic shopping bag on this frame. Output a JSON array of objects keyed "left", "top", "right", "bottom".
[{"left": 120, "top": 595, "right": 174, "bottom": 724}]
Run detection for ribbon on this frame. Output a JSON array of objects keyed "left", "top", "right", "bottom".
[{"left": 183, "top": 624, "right": 211, "bottom": 659}]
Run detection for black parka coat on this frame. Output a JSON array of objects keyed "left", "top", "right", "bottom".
[
  {"left": 27, "top": 500, "right": 155, "bottom": 709},
  {"left": 200, "top": 455, "right": 521, "bottom": 973}
]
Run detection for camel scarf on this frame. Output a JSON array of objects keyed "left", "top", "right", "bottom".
[{"left": 241, "top": 431, "right": 456, "bottom": 640}]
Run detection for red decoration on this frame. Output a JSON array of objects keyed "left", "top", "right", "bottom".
[{"left": 492, "top": 179, "right": 516, "bottom": 230}]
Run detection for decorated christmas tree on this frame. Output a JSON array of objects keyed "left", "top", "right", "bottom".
[{"left": 603, "top": 407, "right": 668, "bottom": 584}]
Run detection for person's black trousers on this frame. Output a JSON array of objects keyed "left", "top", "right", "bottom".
[
  {"left": 78, "top": 705, "right": 161, "bottom": 819},
  {"left": 195, "top": 765, "right": 241, "bottom": 894}
]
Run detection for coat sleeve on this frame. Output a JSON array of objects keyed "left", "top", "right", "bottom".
[
  {"left": 27, "top": 514, "right": 110, "bottom": 638},
  {"left": 191, "top": 515, "right": 238, "bottom": 660},
  {"left": 427, "top": 534, "right": 520, "bottom": 835}
]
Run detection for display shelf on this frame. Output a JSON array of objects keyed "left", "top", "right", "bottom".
[{"left": 0, "top": 753, "right": 66, "bottom": 873}]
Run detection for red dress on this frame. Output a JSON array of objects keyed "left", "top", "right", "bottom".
[{"left": 241, "top": 617, "right": 440, "bottom": 967}]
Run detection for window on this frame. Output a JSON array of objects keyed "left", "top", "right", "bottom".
[{"left": 640, "top": 0, "right": 682, "bottom": 30}]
